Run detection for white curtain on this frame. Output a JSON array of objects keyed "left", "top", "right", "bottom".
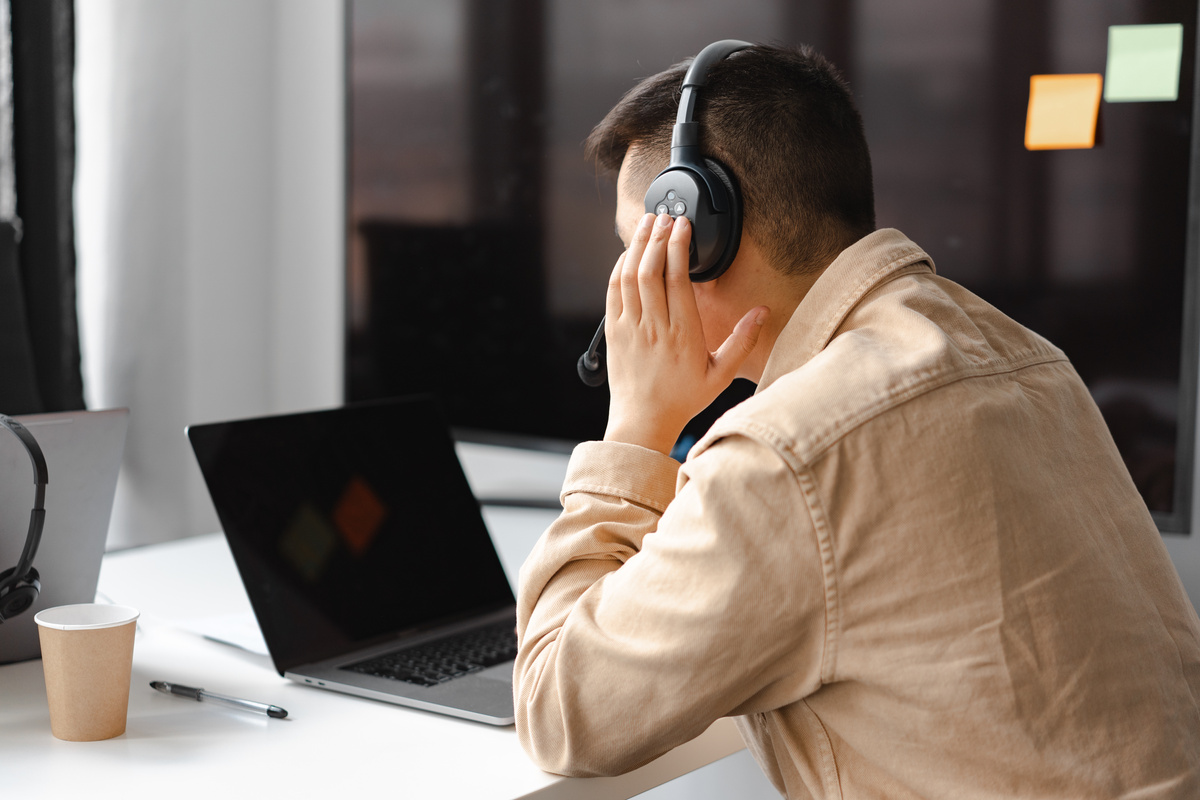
[{"left": 76, "top": 0, "right": 344, "bottom": 549}]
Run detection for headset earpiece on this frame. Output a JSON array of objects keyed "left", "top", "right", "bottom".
[
  {"left": 0, "top": 565, "right": 40, "bottom": 622},
  {"left": 643, "top": 156, "right": 743, "bottom": 283},
  {"left": 696, "top": 157, "right": 742, "bottom": 282}
]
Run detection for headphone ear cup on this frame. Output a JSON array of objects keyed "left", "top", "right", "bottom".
[
  {"left": 0, "top": 566, "right": 40, "bottom": 622},
  {"left": 689, "top": 158, "right": 743, "bottom": 283}
]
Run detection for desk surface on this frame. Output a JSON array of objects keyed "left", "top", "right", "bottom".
[{"left": 0, "top": 510, "right": 744, "bottom": 800}]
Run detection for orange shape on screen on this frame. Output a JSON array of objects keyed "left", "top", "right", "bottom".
[
  {"left": 1024, "top": 74, "right": 1103, "bottom": 150},
  {"left": 333, "top": 476, "right": 387, "bottom": 556}
]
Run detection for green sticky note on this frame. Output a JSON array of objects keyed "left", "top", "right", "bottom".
[{"left": 1105, "top": 23, "right": 1184, "bottom": 102}]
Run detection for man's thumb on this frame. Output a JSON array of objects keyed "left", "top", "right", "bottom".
[{"left": 712, "top": 305, "right": 769, "bottom": 377}]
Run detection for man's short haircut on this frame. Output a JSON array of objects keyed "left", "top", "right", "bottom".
[{"left": 585, "top": 43, "right": 876, "bottom": 276}]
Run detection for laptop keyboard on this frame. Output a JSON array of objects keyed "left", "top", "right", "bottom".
[{"left": 343, "top": 619, "right": 517, "bottom": 687}]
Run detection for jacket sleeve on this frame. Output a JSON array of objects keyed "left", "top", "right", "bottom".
[{"left": 513, "top": 436, "right": 829, "bottom": 777}]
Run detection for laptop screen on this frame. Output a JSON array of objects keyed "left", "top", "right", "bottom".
[{"left": 187, "top": 397, "right": 516, "bottom": 674}]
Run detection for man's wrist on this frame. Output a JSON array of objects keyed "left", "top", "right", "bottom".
[{"left": 602, "top": 418, "right": 680, "bottom": 457}]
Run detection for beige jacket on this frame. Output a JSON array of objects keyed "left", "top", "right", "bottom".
[{"left": 514, "top": 229, "right": 1200, "bottom": 798}]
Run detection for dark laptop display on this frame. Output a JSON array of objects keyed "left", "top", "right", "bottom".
[{"left": 187, "top": 397, "right": 518, "bottom": 722}]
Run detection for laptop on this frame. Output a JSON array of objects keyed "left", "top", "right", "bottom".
[
  {"left": 186, "top": 397, "right": 519, "bottom": 725},
  {"left": 0, "top": 408, "right": 129, "bottom": 664}
]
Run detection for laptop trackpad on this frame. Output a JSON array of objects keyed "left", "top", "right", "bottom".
[{"left": 477, "top": 661, "right": 514, "bottom": 682}]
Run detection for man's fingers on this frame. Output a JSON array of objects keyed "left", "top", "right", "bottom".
[
  {"left": 606, "top": 250, "right": 627, "bottom": 321},
  {"left": 636, "top": 213, "right": 674, "bottom": 317},
  {"left": 620, "top": 213, "right": 655, "bottom": 319},
  {"left": 664, "top": 215, "right": 696, "bottom": 325},
  {"left": 711, "top": 305, "right": 770, "bottom": 382}
]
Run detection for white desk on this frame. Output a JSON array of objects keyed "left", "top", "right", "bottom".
[{"left": 0, "top": 506, "right": 746, "bottom": 800}]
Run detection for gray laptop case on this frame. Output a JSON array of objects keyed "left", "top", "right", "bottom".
[
  {"left": 0, "top": 408, "right": 129, "bottom": 664},
  {"left": 187, "top": 397, "right": 518, "bottom": 725}
]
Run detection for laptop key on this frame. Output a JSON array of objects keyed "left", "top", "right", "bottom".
[{"left": 344, "top": 620, "right": 517, "bottom": 687}]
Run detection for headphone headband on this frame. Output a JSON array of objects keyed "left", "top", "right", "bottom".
[
  {"left": 0, "top": 415, "right": 48, "bottom": 487},
  {"left": 670, "top": 40, "right": 752, "bottom": 163}
]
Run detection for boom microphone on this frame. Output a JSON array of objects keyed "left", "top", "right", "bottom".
[{"left": 577, "top": 317, "right": 607, "bottom": 387}]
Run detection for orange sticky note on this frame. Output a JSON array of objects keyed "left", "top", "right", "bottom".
[{"left": 1024, "top": 74, "right": 1103, "bottom": 150}]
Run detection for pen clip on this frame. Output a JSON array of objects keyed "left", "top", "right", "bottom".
[{"left": 151, "top": 681, "right": 203, "bottom": 701}]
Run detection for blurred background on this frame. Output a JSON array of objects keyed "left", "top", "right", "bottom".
[
  {"left": 349, "top": 0, "right": 1197, "bottom": 534},
  {"left": 55, "top": 0, "right": 1200, "bottom": 585},
  {"left": 74, "top": 0, "right": 343, "bottom": 550}
]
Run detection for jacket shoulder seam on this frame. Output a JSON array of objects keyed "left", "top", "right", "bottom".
[{"left": 705, "top": 350, "right": 1069, "bottom": 471}]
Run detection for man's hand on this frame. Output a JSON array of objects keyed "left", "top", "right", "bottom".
[{"left": 603, "top": 212, "right": 768, "bottom": 456}]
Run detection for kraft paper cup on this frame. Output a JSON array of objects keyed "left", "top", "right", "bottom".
[{"left": 35, "top": 604, "right": 139, "bottom": 742}]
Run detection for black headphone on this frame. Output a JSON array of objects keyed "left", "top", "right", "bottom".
[
  {"left": 0, "top": 414, "right": 48, "bottom": 623},
  {"left": 579, "top": 39, "right": 751, "bottom": 387}
]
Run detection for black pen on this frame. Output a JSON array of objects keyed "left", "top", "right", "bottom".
[{"left": 150, "top": 680, "right": 288, "bottom": 719}]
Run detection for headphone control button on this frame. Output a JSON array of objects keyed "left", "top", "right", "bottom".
[
  {"left": 673, "top": 201, "right": 687, "bottom": 216},
  {"left": 656, "top": 203, "right": 669, "bottom": 215}
]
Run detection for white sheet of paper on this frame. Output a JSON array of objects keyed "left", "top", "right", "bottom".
[{"left": 177, "top": 612, "right": 270, "bottom": 656}]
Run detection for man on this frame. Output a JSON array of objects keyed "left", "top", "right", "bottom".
[{"left": 514, "top": 43, "right": 1200, "bottom": 799}]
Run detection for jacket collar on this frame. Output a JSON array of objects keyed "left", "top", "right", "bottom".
[{"left": 757, "top": 229, "right": 934, "bottom": 392}]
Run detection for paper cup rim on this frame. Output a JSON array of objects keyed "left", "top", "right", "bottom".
[{"left": 34, "top": 604, "right": 140, "bottom": 631}]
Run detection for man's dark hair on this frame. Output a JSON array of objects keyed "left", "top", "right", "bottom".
[{"left": 585, "top": 43, "right": 875, "bottom": 276}]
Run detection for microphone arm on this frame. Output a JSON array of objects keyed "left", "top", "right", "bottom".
[{"left": 577, "top": 316, "right": 607, "bottom": 387}]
